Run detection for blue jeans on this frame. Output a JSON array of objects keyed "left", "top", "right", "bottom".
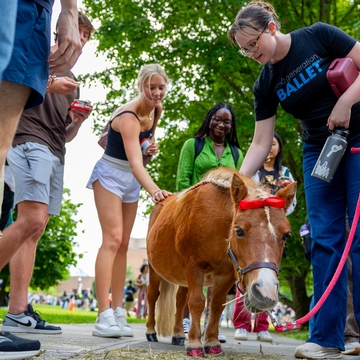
[{"left": 303, "top": 133, "right": 360, "bottom": 350}]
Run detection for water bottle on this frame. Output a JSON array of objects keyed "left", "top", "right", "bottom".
[{"left": 311, "top": 128, "right": 349, "bottom": 183}]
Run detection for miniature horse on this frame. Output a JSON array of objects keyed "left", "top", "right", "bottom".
[{"left": 145, "top": 168, "right": 296, "bottom": 357}]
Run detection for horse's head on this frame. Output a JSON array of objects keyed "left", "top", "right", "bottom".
[{"left": 228, "top": 173, "right": 297, "bottom": 313}]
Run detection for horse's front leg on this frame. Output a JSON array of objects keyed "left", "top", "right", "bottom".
[
  {"left": 204, "top": 278, "right": 233, "bottom": 355},
  {"left": 171, "top": 286, "right": 188, "bottom": 346},
  {"left": 186, "top": 269, "right": 205, "bottom": 357},
  {"left": 145, "top": 265, "right": 160, "bottom": 342}
]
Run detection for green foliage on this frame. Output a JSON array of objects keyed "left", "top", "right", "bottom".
[
  {"left": 80, "top": 0, "right": 359, "bottom": 318},
  {"left": 30, "top": 189, "right": 82, "bottom": 290}
]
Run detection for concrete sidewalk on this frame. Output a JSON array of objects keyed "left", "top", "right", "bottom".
[
  {"left": 19, "top": 323, "right": 353, "bottom": 359},
  {"left": 17, "top": 323, "right": 299, "bottom": 359}
]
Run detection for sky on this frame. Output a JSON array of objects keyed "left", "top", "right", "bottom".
[{"left": 52, "top": 2, "right": 151, "bottom": 276}]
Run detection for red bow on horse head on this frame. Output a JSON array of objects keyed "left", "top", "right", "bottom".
[{"left": 238, "top": 197, "right": 286, "bottom": 211}]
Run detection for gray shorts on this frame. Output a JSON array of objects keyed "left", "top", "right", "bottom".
[
  {"left": 86, "top": 159, "right": 140, "bottom": 203},
  {"left": 7, "top": 142, "right": 64, "bottom": 215}
]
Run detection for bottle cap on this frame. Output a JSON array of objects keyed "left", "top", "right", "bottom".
[
  {"left": 300, "top": 224, "right": 309, "bottom": 236},
  {"left": 332, "top": 128, "right": 349, "bottom": 138}
]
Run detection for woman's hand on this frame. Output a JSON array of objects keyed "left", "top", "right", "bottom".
[
  {"left": 327, "top": 98, "right": 352, "bottom": 130},
  {"left": 151, "top": 189, "right": 172, "bottom": 204},
  {"left": 146, "top": 141, "right": 159, "bottom": 156}
]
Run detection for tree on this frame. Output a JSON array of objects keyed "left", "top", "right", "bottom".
[
  {"left": 0, "top": 189, "right": 83, "bottom": 304},
  {"left": 81, "top": 0, "right": 359, "bottom": 322}
]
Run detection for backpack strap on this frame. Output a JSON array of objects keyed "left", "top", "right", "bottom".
[
  {"left": 230, "top": 145, "right": 239, "bottom": 167},
  {"left": 194, "top": 137, "right": 205, "bottom": 160}
]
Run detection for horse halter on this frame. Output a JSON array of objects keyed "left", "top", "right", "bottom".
[
  {"left": 227, "top": 196, "right": 285, "bottom": 282},
  {"left": 227, "top": 245, "right": 279, "bottom": 283}
]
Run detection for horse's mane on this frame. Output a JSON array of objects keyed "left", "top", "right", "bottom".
[{"left": 183, "top": 167, "right": 269, "bottom": 200}]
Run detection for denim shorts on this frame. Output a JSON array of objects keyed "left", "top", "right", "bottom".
[
  {"left": 87, "top": 159, "right": 141, "bottom": 203},
  {"left": 2, "top": 0, "right": 51, "bottom": 109},
  {"left": 7, "top": 142, "right": 64, "bottom": 215}
]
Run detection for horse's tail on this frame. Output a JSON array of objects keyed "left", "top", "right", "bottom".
[{"left": 155, "top": 278, "right": 179, "bottom": 337}]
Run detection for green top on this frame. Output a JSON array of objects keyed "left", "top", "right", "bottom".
[{"left": 176, "top": 136, "right": 244, "bottom": 191}]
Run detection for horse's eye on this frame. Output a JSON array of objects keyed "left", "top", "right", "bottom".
[
  {"left": 234, "top": 226, "right": 245, "bottom": 237},
  {"left": 282, "top": 232, "right": 292, "bottom": 242}
]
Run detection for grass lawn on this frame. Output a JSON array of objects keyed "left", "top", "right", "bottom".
[{"left": 0, "top": 304, "right": 146, "bottom": 325}]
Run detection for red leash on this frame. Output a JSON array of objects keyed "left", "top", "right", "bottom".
[{"left": 270, "top": 147, "right": 360, "bottom": 332}]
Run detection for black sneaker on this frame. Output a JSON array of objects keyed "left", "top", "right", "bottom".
[
  {"left": 2, "top": 304, "right": 62, "bottom": 334},
  {"left": 0, "top": 331, "right": 41, "bottom": 359}
]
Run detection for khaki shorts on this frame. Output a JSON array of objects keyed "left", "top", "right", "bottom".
[{"left": 124, "top": 301, "right": 134, "bottom": 311}]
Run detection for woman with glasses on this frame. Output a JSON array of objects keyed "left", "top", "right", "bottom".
[
  {"left": 176, "top": 102, "right": 243, "bottom": 343},
  {"left": 176, "top": 102, "right": 243, "bottom": 190},
  {"left": 228, "top": 1, "right": 360, "bottom": 358}
]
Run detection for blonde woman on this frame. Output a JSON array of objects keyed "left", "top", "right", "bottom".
[{"left": 87, "top": 64, "right": 171, "bottom": 338}]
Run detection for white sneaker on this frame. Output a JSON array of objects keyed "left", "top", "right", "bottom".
[
  {"left": 218, "top": 331, "right": 227, "bottom": 343},
  {"left": 92, "top": 308, "right": 122, "bottom": 338},
  {"left": 294, "top": 342, "right": 342, "bottom": 359},
  {"left": 113, "top": 307, "right": 134, "bottom": 337},
  {"left": 183, "top": 318, "right": 191, "bottom": 340},
  {"left": 342, "top": 342, "right": 360, "bottom": 355},
  {"left": 234, "top": 328, "right": 248, "bottom": 340},
  {"left": 257, "top": 330, "right": 273, "bottom": 342}
]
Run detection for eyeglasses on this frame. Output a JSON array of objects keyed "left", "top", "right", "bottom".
[
  {"left": 238, "top": 26, "right": 267, "bottom": 57},
  {"left": 212, "top": 117, "right": 232, "bottom": 126}
]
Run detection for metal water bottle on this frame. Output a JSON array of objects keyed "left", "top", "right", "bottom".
[{"left": 311, "top": 128, "right": 349, "bottom": 183}]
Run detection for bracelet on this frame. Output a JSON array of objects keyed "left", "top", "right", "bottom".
[{"left": 152, "top": 189, "right": 162, "bottom": 197}]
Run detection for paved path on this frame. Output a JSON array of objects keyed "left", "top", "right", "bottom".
[{"left": 19, "top": 323, "right": 353, "bottom": 359}]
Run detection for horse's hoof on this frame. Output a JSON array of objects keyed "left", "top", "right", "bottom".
[
  {"left": 204, "top": 345, "right": 224, "bottom": 355},
  {"left": 171, "top": 335, "right": 185, "bottom": 346},
  {"left": 146, "top": 333, "right": 158, "bottom": 342},
  {"left": 186, "top": 347, "right": 204, "bottom": 357}
]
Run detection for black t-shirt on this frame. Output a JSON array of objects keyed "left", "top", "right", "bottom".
[
  {"left": 254, "top": 22, "right": 359, "bottom": 145},
  {"left": 125, "top": 285, "right": 137, "bottom": 302}
]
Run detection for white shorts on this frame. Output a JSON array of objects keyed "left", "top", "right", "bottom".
[{"left": 86, "top": 159, "right": 140, "bottom": 203}]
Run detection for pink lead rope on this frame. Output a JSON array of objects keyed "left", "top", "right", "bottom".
[{"left": 270, "top": 147, "right": 360, "bottom": 332}]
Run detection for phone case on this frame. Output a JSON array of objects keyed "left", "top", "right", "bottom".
[{"left": 326, "top": 57, "right": 358, "bottom": 98}]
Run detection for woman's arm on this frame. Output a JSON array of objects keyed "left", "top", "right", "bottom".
[
  {"left": 327, "top": 42, "right": 360, "bottom": 130},
  {"left": 114, "top": 113, "right": 170, "bottom": 202},
  {"left": 240, "top": 116, "right": 276, "bottom": 177}
]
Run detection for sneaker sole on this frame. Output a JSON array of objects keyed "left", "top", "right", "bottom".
[
  {"left": 0, "top": 350, "right": 40, "bottom": 360},
  {"left": 294, "top": 349, "right": 342, "bottom": 359},
  {"left": 342, "top": 346, "right": 360, "bottom": 355},
  {"left": 2, "top": 325, "right": 62, "bottom": 335},
  {"left": 257, "top": 337, "right": 273, "bottom": 342},
  {"left": 234, "top": 336, "right": 248, "bottom": 341},
  {"left": 120, "top": 332, "right": 134, "bottom": 337},
  {"left": 92, "top": 330, "right": 122, "bottom": 338}
]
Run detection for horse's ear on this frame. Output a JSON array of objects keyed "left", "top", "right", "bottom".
[
  {"left": 275, "top": 182, "right": 297, "bottom": 213},
  {"left": 231, "top": 173, "right": 248, "bottom": 207}
]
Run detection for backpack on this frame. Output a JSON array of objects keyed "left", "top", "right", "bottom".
[{"left": 194, "top": 137, "right": 239, "bottom": 166}]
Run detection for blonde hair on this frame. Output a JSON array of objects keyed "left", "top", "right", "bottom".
[
  {"left": 136, "top": 64, "right": 169, "bottom": 99},
  {"left": 227, "top": 1, "right": 280, "bottom": 46}
]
